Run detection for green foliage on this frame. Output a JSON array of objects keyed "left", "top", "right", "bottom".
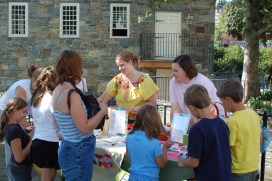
[
  {"left": 247, "top": 89, "right": 272, "bottom": 111},
  {"left": 215, "top": 10, "right": 228, "bottom": 42},
  {"left": 214, "top": 46, "right": 272, "bottom": 74},
  {"left": 223, "top": 0, "right": 246, "bottom": 40},
  {"left": 220, "top": 0, "right": 272, "bottom": 41},
  {"left": 261, "top": 89, "right": 272, "bottom": 101},
  {"left": 247, "top": 97, "right": 272, "bottom": 111},
  {"left": 259, "top": 47, "right": 272, "bottom": 73},
  {"left": 213, "top": 46, "right": 244, "bottom": 73}
]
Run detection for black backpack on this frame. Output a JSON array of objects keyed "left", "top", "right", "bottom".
[{"left": 66, "top": 81, "right": 105, "bottom": 130}]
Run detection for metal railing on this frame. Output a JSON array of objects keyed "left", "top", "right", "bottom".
[
  {"left": 150, "top": 75, "right": 242, "bottom": 102},
  {"left": 150, "top": 76, "right": 172, "bottom": 103},
  {"left": 140, "top": 32, "right": 214, "bottom": 71}
]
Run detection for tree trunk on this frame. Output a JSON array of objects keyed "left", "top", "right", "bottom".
[{"left": 241, "top": 0, "right": 261, "bottom": 103}]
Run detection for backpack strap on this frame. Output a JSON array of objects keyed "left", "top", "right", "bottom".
[
  {"left": 67, "top": 89, "right": 76, "bottom": 110},
  {"left": 82, "top": 78, "right": 86, "bottom": 92}
]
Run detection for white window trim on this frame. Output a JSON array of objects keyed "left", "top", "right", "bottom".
[
  {"left": 59, "top": 3, "right": 80, "bottom": 38},
  {"left": 8, "top": 2, "right": 28, "bottom": 37},
  {"left": 110, "top": 3, "right": 130, "bottom": 38}
]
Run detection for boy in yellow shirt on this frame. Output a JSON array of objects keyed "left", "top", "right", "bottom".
[{"left": 217, "top": 79, "right": 262, "bottom": 181}]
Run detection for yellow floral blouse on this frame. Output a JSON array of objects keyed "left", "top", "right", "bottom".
[{"left": 106, "top": 73, "right": 159, "bottom": 124}]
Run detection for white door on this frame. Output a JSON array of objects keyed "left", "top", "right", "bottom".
[{"left": 155, "top": 12, "right": 182, "bottom": 59}]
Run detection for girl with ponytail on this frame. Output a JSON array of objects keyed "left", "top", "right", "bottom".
[{"left": 0, "top": 97, "right": 33, "bottom": 181}]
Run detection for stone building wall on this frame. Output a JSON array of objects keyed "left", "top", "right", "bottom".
[{"left": 0, "top": 0, "right": 215, "bottom": 95}]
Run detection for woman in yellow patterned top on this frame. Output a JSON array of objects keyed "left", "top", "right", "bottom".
[{"left": 98, "top": 51, "right": 159, "bottom": 129}]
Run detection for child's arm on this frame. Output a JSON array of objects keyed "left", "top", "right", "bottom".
[
  {"left": 178, "top": 157, "right": 199, "bottom": 168},
  {"left": 156, "top": 140, "right": 174, "bottom": 168},
  {"left": 10, "top": 138, "right": 32, "bottom": 163}
]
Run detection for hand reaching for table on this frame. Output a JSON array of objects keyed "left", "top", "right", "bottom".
[
  {"left": 178, "top": 157, "right": 186, "bottom": 167},
  {"left": 163, "top": 139, "right": 174, "bottom": 150}
]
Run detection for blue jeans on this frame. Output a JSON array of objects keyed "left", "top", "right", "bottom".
[
  {"left": 58, "top": 135, "right": 96, "bottom": 181},
  {"left": 7, "top": 162, "right": 32, "bottom": 181},
  {"left": 129, "top": 172, "right": 158, "bottom": 181},
  {"left": 232, "top": 170, "right": 258, "bottom": 181},
  {"left": 5, "top": 139, "right": 12, "bottom": 181}
]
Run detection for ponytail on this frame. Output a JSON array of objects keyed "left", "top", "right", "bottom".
[
  {"left": 0, "top": 97, "right": 27, "bottom": 141},
  {"left": 0, "top": 110, "right": 9, "bottom": 142}
]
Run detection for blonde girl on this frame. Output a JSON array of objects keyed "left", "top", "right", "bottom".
[{"left": 0, "top": 97, "right": 32, "bottom": 181}]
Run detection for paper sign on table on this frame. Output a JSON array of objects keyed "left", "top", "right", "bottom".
[
  {"left": 108, "top": 109, "right": 127, "bottom": 136},
  {"left": 170, "top": 113, "right": 190, "bottom": 143}
]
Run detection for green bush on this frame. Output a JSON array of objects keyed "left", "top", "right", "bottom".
[
  {"left": 214, "top": 46, "right": 272, "bottom": 74},
  {"left": 247, "top": 96, "right": 272, "bottom": 111},
  {"left": 260, "top": 89, "right": 272, "bottom": 101},
  {"left": 214, "top": 45, "right": 244, "bottom": 73},
  {"left": 259, "top": 47, "right": 272, "bottom": 73}
]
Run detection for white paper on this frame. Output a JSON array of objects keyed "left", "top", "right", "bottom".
[
  {"left": 102, "top": 136, "right": 126, "bottom": 143},
  {"left": 171, "top": 113, "right": 190, "bottom": 143},
  {"left": 108, "top": 109, "right": 127, "bottom": 135}
]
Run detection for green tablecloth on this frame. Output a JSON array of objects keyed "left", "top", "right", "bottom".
[
  {"left": 121, "top": 154, "right": 195, "bottom": 181},
  {"left": 94, "top": 136, "right": 195, "bottom": 181}
]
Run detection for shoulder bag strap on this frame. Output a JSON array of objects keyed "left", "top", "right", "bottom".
[
  {"left": 67, "top": 89, "right": 76, "bottom": 110},
  {"left": 210, "top": 102, "right": 228, "bottom": 118},
  {"left": 82, "top": 78, "right": 86, "bottom": 92}
]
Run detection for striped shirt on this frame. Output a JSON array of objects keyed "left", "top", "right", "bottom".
[{"left": 53, "top": 89, "right": 92, "bottom": 143}]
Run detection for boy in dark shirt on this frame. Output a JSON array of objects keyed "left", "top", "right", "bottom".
[{"left": 178, "top": 84, "right": 231, "bottom": 181}]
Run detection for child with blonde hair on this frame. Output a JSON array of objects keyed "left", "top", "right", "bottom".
[
  {"left": 0, "top": 97, "right": 33, "bottom": 181},
  {"left": 126, "top": 105, "right": 173, "bottom": 181}
]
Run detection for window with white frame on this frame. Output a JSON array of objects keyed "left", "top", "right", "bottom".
[
  {"left": 60, "top": 3, "right": 80, "bottom": 38},
  {"left": 110, "top": 4, "right": 130, "bottom": 38},
  {"left": 9, "top": 3, "right": 28, "bottom": 37}
]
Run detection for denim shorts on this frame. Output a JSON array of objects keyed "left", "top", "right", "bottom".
[
  {"left": 129, "top": 171, "right": 158, "bottom": 181},
  {"left": 7, "top": 162, "right": 32, "bottom": 181},
  {"left": 58, "top": 135, "right": 96, "bottom": 181}
]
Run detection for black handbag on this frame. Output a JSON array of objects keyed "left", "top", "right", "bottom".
[{"left": 66, "top": 81, "right": 105, "bottom": 130}]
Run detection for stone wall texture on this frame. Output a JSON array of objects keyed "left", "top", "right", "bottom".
[{"left": 0, "top": 0, "right": 215, "bottom": 95}]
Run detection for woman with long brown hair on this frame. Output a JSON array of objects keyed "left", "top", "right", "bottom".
[{"left": 52, "top": 50, "right": 107, "bottom": 181}]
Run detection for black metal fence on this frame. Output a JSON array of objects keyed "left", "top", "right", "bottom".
[{"left": 140, "top": 32, "right": 214, "bottom": 71}]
